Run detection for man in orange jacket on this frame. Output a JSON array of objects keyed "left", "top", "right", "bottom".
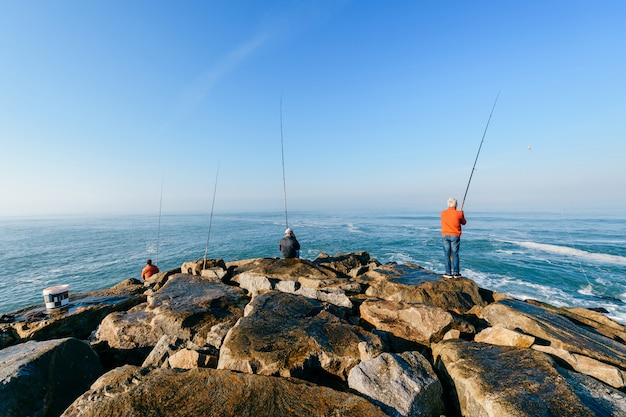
[
  {"left": 440, "top": 197, "right": 466, "bottom": 278},
  {"left": 141, "top": 259, "right": 160, "bottom": 281}
]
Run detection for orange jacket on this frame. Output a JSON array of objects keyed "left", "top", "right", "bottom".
[
  {"left": 142, "top": 264, "right": 159, "bottom": 280},
  {"left": 441, "top": 207, "right": 466, "bottom": 236}
]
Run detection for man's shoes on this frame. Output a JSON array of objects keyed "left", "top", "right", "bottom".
[
  {"left": 443, "top": 273, "right": 453, "bottom": 278},
  {"left": 453, "top": 272, "right": 461, "bottom": 277}
]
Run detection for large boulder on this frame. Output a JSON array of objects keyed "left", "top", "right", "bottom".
[
  {"left": 433, "top": 339, "right": 626, "bottom": 417},
  {"left": 364, "top": 263, "right": 485, "bottom": 314},
  {"left": 359, "top": 299, "right": 474, "bottom": 350},
  {"left": 0, "top": 279, "right": 146, "bottom": 349},
  {"left": 533, "top": 344, "right": 626, "bottom": 390},
  {"left": 93, "top": 274, "right": 248, "bottom": 366},
  {"left": 217, "top": 291, "right": 384, "bottom": 388},
  {"left": 481, "top": 299, "right": 626, "bottom": 369},
  {"left": 313, "top": 251, "right": 380, "bottom": 277},
  {"left": 61, "top": 366, "right": 390, "bottom": 417},
  {"left": 526, "top": 300, "right": 626, "bottom": 343},
  {"left": 348, "top": 351, "right": 444, "bottom": 417},
  {"left": 0, "top": 338, "right": 103, "bottom": 417}
]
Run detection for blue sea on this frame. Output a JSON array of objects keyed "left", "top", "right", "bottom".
[{"left": 1, "top": 211, "right": 625, "bottom": 324}]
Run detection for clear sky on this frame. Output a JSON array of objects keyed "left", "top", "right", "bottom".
[{"left": 1, "top": 1, "right": 625, "bottom": 217}]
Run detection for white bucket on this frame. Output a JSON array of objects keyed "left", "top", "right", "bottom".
[{"left": 42, "top": 285, "right": 70, "bottom": 310}]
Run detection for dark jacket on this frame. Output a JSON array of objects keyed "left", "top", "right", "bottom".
[{"left": 279, "top": 236, "right": 300, "bottom": 258}]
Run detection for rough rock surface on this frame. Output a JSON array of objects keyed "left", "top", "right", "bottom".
[
  {"left": 313, "top": 251, "right": 380, "bottom": 277},
  {"left": 230, "top": 257, "right": 347, "bottom": 288},
  {"left": 482, "top": 298, "right": 626, "bottom": 369},
  {"left": 61, "top": 365, "right": 389, "bottom": 417},
  {"left": 364, "top": 263, "right": 485, "bottom": 313},
  {"left": 93, "top": 273, "right": 248, "bottom": 366},
  {"left": 359, "top": 299, "right": 474, "bottom": 350},
  {"left": 474, "top": 325, "right": 535, "bottom": 348},
  {"left": 0, "top": 338, "right": 103, "bottom": 417},
  {"left": 434, "top": 339, "right": 625, "bottom": 417},
  {"left": 180, "top": 258, "right": 227, "bottom": 276},
  {"left": 218, "top": 291, "right": 384, "bottom": 387},
  {"left": 348, "top": 351, "right": 444, "bottom": 417}
]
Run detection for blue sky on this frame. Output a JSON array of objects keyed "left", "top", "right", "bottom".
[{"left": 1, "top": 1, "right": 625, "bottom": 217}]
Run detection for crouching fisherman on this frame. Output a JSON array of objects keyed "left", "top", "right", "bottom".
[
  {"left": 141, "top": 259, "right": 160, "bottom": 280},
  {"left": 279, "top": 228, "right": 300, "bottom": 259}
]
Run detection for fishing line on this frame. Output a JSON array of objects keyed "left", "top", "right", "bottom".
[
  {"left": 280, "top": 91, "right": 289, "bottom": 229},
  {"left": 560, "top": 212, "right": 594, "bottom": 288},
  {"left": 203, "top": 164, "right": 220, "bottom": 270},
  {"left": 156, "top": 176, "right": 164, "bottom": 266},
  {"left": 461, "top": 92, "right": 500, "bottom": 211}
]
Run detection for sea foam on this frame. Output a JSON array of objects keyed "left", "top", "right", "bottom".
[{"left": 512, "top": 241, "right": 626, "bottom": 266}]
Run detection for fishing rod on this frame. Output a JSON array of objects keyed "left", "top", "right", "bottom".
[
  {"left": 280, "top": 91, "right": 289, "bottom": 229},
  {"left": 156, "top": 177, "right": 164, "bottom": 265},
  {"left": 461, "top": 92, "right": 500, "bottom": 211},
  {"left": 203, "top": 164, "right": 220, "bottom": 270}
]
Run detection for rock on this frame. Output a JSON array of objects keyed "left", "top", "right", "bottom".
[
  {"left": 474, "top": 325, "right": 535, "bottom": 348},
  {"left": 229, "top": 257, "right": 356, "bottom": 307},
  {"left": 93, "top": 274, "right": 248, "bottom": 366},
  {"left": 141, "top": 334, "right": 184, "bottom": 368},
  {"left": 230, "top": 257, "right": 348, "bottom": 291},
  {"left": 0, "top": 338, "right": 103, "bottom": 417},
  {"left": 205, "top": 321, "right": 233, "bottom": 349},
  {"left": 443, "top": 329, "right": 461, "bottom": 340},
  {"left": 218, "top": 291, "right": 384, "bottom": 388},
  {"left": 95, "top": 305, "right": 159, "bottom": 349},
  {"left": 200, "top": 267, "right": 228, "bottom": 281},
  {"left": 558, "top": 366, "right": 626, "bottom": 416},
  {"left": 0, "top": 281, "right": 146, "bottom": 350},
  {"left": 364, "top": 263, "right": 485, "bottom": 314},
  {"left": 61, "top": 366, "right": 389, "bottom": 417},
  {"left": 168, "top": 348, "right": 217, "bottom": 369},
  {"left": 292, "top": 286, "right": 353, "bottom": 308},
  {"left": 481, "top": 299, "right": 626, "bottom": 370},
  {"left": 181, "top": 258, "right": 227, "bottom": 276},
  {"left": 433, "top": 339, "right": 608, "bottom": 417},
  {"left": 313, "top": 251, "right": 379, "bottom": 276},
  {"left": 533, "top": 344, "right": 626, "bottom": 389},
  {"left": 359, "top": 299, "right": 474, "bottom": 350},
  {"left": 526, "top": 299, "right": 626, "bottom": 343},
  {"left": 348, "top": 351, "right": 444, "bottom": 417}
]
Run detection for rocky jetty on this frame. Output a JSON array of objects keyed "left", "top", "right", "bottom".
[{"left": 1, "top": 251, "right": 625, "bottom": 417}]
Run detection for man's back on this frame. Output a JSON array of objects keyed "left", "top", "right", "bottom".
[
  {"left": 441, "top": 207, "right": 466, "bottom": 236},
  {"left": 142, "top": 264, "right": 159, "bottom": 280}
]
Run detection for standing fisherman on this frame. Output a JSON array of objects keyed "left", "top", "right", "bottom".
[{"left": 441, "top": 198, "right": 466, "bottom": 278}]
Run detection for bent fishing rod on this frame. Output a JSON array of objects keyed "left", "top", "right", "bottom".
[
  {"left": 203, "top": 164, "right": 220, "bottom": 270},
  {"left": 460, "top": 92, "right": 500, "bottom": 211},
  {"left": 280, "top": 91, "right": 289, "bottom": 229}
]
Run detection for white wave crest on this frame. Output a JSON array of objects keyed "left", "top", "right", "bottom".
[
  {"left": 512, "top": 241, "right": 626, "bottom": 266},
  {"left": 577, "top": 284, "right": 594, "bottom": 296}
]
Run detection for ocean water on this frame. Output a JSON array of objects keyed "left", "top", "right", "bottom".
[{"left": 1, "top": 211, "right": 625, "bottom": 324}]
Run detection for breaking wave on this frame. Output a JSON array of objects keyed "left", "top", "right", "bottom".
[{"left": 511, "top": 241, "right": 626, "bottom": 266}]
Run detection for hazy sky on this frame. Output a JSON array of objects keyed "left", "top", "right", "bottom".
[{"left": 1, "top": 1, "right": 625, "bottom": 217}]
